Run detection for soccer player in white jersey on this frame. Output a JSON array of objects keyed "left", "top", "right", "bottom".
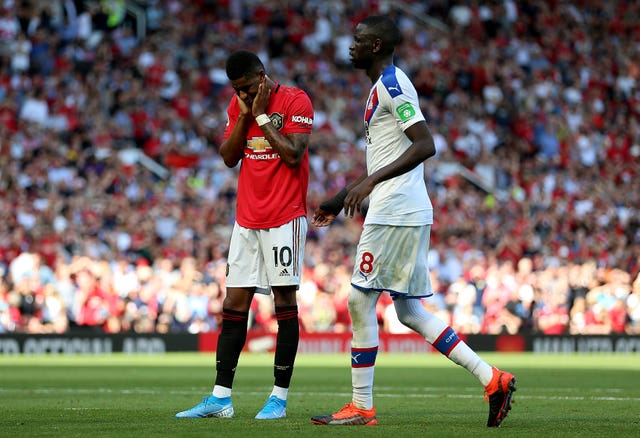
[{"left": 310, "top": 15, "right": 516, "bottom": 427}]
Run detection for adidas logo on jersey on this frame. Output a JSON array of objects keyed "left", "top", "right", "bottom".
[{"left": 279, "top": 268, "right": 290, "bottom": 277}]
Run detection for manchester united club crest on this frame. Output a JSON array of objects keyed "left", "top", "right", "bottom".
[{"left": 269, "top": 113, "right": 284, "bottom": 130}]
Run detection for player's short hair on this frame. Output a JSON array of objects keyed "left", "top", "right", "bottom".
[
  {"left": 359, "top": 16, "right": 403, "bottom": 55},
  {"left": 225, "top": 50, "right": 264, "bottom": 80}
]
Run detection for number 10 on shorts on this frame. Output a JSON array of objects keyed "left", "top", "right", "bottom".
[{"left": 272, "top": 246, "right": 293, "bottom": 267}]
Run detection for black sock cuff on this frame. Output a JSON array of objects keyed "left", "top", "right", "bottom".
[
  {"left": 275, "top": 305, "right": 298, "bottom": 321},
  {"left": 222, "top": 309, "right": 249, "bottom": 322}
]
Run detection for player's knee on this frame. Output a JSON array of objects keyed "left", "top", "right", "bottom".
[
  {"left": 347, "top": 292, "right": 365, "bottom": 317},
  {"left": 396, "top": 312, "right": 419, "bottom": 331},
  {"left": 395, "top": 299, "right": 430, "bottom": 329},
  {"left": 223, "top": 288, "right": 254, "bottom": 312},
  {"left": 272, "top": 286, "right": 298, "bottom": 307},
  {"left": 348, "top": 295, "right": 376, "bottom": 329}
]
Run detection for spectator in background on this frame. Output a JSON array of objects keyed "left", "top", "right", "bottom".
[
  {"left": 537, "top": 291, "right": 570, "bottom": 335},
  {"left": 627, "top": 274, "right": 640, "bottom": 334}
]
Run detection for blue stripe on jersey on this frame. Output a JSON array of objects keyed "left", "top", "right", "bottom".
[
  {"left": 433, "top": 327, "right": 461, "bottom": 356},
  {"left": 381, "top": 65, "right": 403, "bottom": 98},
  {"left": 351, "top": 346, "right": 378, "bottom": 368}
]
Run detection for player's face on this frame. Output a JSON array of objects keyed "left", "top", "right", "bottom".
[
  {"left": 349, "top": 24, "right": 377, "bottom": 69},
  {"left": 230, "top": 70, "right": 264, "bottom": 107}
]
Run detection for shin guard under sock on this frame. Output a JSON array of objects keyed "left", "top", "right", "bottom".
[
  {"left": 214, "top": 309, "right": 249, "bottom": 389},
  {"left": 273, "top": 305, "right": 299, "bottom": 388}
]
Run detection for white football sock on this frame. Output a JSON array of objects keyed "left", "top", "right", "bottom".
[
  {"left": 394, "top": 298, "right": 493, "bottom": 386},
  {"left": 270, "top": 385, "right": 288, "bottom": 400},
  {"left": 348, "top": 287, "right": 381, "bottom": 409},
  {"left": 448, "top": 342, "right": 493, "bottom": 386},
  {"left": 212, "top": 385, "right": 232, "bottom": 398},
  {"left": 352, "top": 366, "right": 375, "bottom": 410}
]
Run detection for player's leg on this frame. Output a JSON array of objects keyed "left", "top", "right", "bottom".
[
  {"left": 272, "top": 288, "right": 300, "bottom": 393},
  {"left": 213, "top": 287, "right": 254, "bottom": 395},
  {"left": 312, "top": 224, "right": 386, "bottom": 426},
  {"left": 389, "top": 224, "right": 486, "bottom": 373},
  {"left": 394, "top": 222, "right": 516, "bottom": 426},
  {"left": 394, "top": 294, "right": 516, "bottom": 426},
  {"left": 348, "top": 286, "right": 381, "bottom": 410},
  {"left": 255, "top": 216, "right": 306, "bottom": 420},
  {"left": 253, "top": 285, "right": 299, "bottom": 420},
  {"left": 348, "top": 223, "right": 418, "bottom": 412},
  {"left": 394, "top": 297, "right": 494, "bottom": 379},
  {"left": 174, "top": 286, "right": 254, "bottom": 419},
  {"left": 311, "top": 286, "right": 379, "bottom": 425},
  {"left": 176, "top": 223, "right": 261, "bottom": 419}
]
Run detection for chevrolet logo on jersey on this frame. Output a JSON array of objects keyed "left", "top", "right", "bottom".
[{"left": 247, "top": 137, "right": 271, "bottom": 151}]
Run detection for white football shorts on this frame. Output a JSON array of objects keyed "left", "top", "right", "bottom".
[
  {"left": 351, "top": 224, "right": 433, "bottom": 298},
  {"left": 226, "top": 216, "right": 307, "bottom": 293}
]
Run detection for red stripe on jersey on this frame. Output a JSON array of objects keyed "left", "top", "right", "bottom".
[{"left": 364, "top": 88, "right": 379, "bottom": 125}]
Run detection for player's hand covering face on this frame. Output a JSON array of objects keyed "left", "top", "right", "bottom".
[
  {"left": 251, "top": 75, "right": 272, "bottom": 117},
  {"left": 230, "top": 71, "right": 264, "bottom": 114}
]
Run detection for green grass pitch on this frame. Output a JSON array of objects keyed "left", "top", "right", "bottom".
[{"left": 1, "top": 352, "right": 639, "bottom": 437}]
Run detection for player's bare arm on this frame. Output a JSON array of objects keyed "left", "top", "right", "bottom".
[
  {"left": 342, "top": 121, "right": 435, "bottom": 218},
  {"left": 219, "top": 95, "right": 252, "bottom": 167},
  {"left": 253, "top": 76, "right": 309, "bottom": 168},
  {"left": 263, "top": 130, "right": 309, "bottom": 168},
  {"left": 312, "top": 172, "right": 368, "bottom": 226}
]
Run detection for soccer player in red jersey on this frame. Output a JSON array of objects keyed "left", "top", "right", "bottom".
[{"left": 176, "top": 50, "right": 313, "bottom": 420}]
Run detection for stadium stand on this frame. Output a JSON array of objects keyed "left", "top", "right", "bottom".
[{"left": 0, "top": 0, "right": 638, "bottom": 336}]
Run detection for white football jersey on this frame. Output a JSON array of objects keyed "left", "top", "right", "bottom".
[{"left": 362, "top": 65, "right": 433, "bottom": 226}]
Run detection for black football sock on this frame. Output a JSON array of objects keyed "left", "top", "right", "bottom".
[
  {"left": 273, "top": 306, "right": 299, "bottom": 388},
  {"left": 215, "top": 309, "right": 249, "bottom": 389}
]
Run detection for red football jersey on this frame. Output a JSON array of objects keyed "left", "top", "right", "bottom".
[{"left": 223, "top": 83, "right": 313, "bottom": 228}]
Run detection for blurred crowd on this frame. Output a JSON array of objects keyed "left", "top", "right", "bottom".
[{"left": 1, "top": 0, "right": 639, "bottom": 337}]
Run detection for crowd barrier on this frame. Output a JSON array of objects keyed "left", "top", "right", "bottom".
[{"left": 1, "top": 332, "right": 639, "bottom": 355}]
